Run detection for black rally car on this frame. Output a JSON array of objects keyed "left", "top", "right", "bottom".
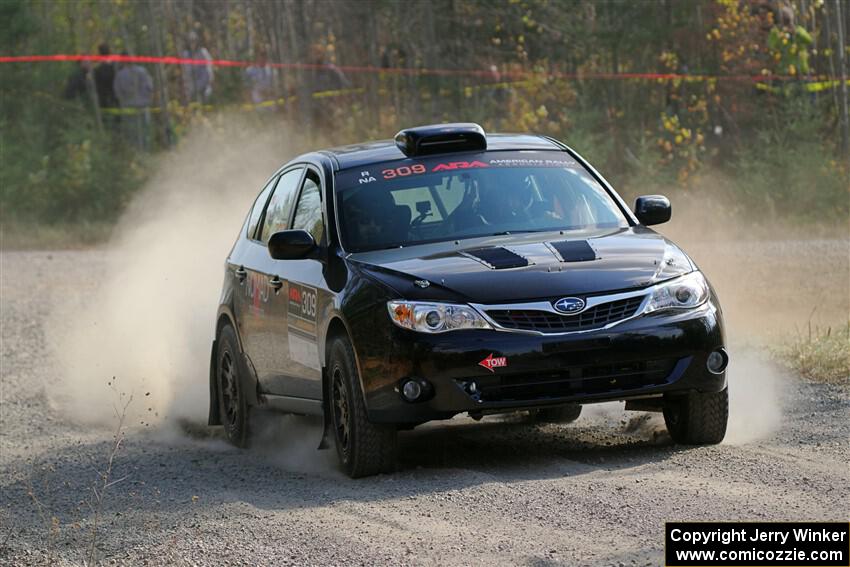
[{"left": 209, "top": 123, "right": 729, "bottom": 477}]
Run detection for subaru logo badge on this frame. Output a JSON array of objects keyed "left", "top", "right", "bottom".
[{"left": 553, "top": 297, "right": 586, "bottom": 314}]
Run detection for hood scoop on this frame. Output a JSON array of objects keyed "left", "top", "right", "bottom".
[
  {"left": 461, "top": 247, "right": 529, "bottom": 269},
  {"left": 548, "top": 240, "right": 598, "bottom": 262}
]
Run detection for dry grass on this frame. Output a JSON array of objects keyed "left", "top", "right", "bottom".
[
  {"left": 776, "top": 323, "right": 850, "bottom": 385},
  {"left": 21, "top": 381, "right": 133, "bottom": 566}
]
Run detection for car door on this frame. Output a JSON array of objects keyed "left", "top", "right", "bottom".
[
  {"left": 272, "top": 166, "right": 327, "bottom": 400},
  {"left": 239, "top": 166, "right": 305, "bottom": 394},
  {"left": 229, "top": 172, "right": 278, "bottom": 363}
]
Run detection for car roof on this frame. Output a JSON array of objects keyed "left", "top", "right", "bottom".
[{"left": 315, "top": 133, "right": 563, "bottom": 170}]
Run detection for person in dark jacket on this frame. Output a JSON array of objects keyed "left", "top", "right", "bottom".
[
  {"left": 63, "top": 60, "right": 93, "bottom": 102},
  {"left": 93, "top": 43, "right": 119, "bottom": 128}
]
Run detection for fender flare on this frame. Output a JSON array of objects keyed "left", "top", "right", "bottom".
[
  {"left": 209, "top": 306, "right": 259, "bottom": 426},
  {"left": 317, "top": 313, "right": 363, "bottom": 449}
]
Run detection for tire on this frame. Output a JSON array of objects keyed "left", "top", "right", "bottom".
[
  {"left": 530, "top": 404, "right": 582, "bottom": 424},
  {"left": 663, "top": 388, "right": 728, "bottom": 444},
  {"left": 216, "top": 324, "right": 252, "bottom": 448},
  {"left": 328, "top": 337, "right": 397, "bottom": 478}
]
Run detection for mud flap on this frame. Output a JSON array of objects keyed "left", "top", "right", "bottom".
[
  {"left": 317, "top": 366, "right": 331, "bottom": 450},
  {"left": 208, "top": 340, "right": 221, "bottom": 426},
  {"left": 239, "top": 353, "right": 260, "bottom": 407}
]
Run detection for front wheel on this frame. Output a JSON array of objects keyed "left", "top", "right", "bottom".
[
  {"left": 328, "top": 338, "right": 397, "bottom": 478},
  {"left": 663, "top": 388, "right": 728, "bottom": 444}
]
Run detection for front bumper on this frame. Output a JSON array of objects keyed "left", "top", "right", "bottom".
[{"left": 355, "top": 299, "right": 726, "bottom": 424}]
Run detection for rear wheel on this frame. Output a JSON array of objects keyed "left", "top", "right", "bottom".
[
  {"left": 530, "top": 404, "right": 582, "bottom": 424},
  {"left": 217, "top": 325, "right": 251, "bottom": 448},
  {"left": 329, "top": 337, "right": 397, "bottom": 478},
  {"left": 663, "top": 388, "right": 728, "bottom": 444}
]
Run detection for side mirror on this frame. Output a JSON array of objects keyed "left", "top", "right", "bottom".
[
  {"left": 634, "top": 195, "right": 672, "bottom": 226},
  {"left": 268, "top": 229, "right": 316, "bottom": 260}
]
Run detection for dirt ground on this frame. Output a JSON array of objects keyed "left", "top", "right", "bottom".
[{"left": 1, "top": 240, "right": 848, "bottom": 566}]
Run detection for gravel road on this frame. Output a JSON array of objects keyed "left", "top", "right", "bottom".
[{"left": 1, "top": 247, "right": 848, "bottom": 566}]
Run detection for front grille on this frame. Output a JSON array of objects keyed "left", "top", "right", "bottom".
[
  {"left": 459, "top": 358, "right": 679, "bottom": 403},
  {"left": 486, "top": 296, "right": 645, "bottom": 333}
]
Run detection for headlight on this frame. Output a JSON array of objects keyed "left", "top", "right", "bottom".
[
  {"left": 644, "top": 271, "right": 709, "bottom": 313},
  {"left": 387, "top": 301, "right": 492, "bottom": 333}
]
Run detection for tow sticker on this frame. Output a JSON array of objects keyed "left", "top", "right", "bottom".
[{"left": 479, "top": 353, "right": 508, "bottom": 372}]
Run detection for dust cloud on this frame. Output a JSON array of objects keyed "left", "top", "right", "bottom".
[
  {"left": 46, "top": 116, "right": 300, "bottom": 428},
  {"left": 639, "top": 176, "right": 846, "bottom": 444},
  {"left": 250, "top": 413, "right": 341, "bottom": 475},
  {"left": 45, "top": 125, "right": 844, "bottom": 449},
  {"left": 656, "top": 184, "right": 849, "bottom": 339},
  {"left": 580, "top": 349, "right": 788, "bottom": 446},
  {"left": 566, "top": 175, "right": 847, "bottom": 444},
  {"left": 723, "top": 350, "right": 786, "bottom": 444}
]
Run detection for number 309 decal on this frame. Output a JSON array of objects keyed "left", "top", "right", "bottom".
[
  {"left": 382, "top": 164, "right": 426, "bottom": 179},
  {"left": 288, "top": 283, "right": 318, "bottom": 322}
]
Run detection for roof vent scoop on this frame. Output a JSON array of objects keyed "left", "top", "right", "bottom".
[{"left": 394, "top": 123, "right": 487, "bottom": 157}]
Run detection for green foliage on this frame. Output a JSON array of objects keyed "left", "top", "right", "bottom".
[
  {"left": 0, "top": 0, "right": 147, "bottom": 225},
  {"left": 767, "top": 25, "right": 812, "bottom": 76},
  {"left": 0, "top": 0, "right": 847, "bottom": 232},
  {"left": 0, "top": 0, "right": 37, "bottom": 50},
  {"left": 730, "top": 99, "right": 849, "bottom": 222},
  {"left": 0, "top": 93, "right": 147, "bottom": 224}
]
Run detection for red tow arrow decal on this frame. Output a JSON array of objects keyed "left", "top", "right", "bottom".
[{"left": 478, "top": 353, "right": 508, "bottom": 372}]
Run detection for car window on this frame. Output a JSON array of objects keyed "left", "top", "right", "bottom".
[
  {"left": 292, "top": 170, "right": 324, "bottom": 244},
  {"left": 434, "top": 177, "right": 464, "bottom": 215},
  {"left": 389, "top": 186, "right": 443, "bottom": 223},
  {"left": 246, "top": 175, "right": 277, "bottom": 239},
  {"left": 334, "top": 151, "right": 629, "bottom": 252},
  {"left": 260, "top": 168, "right": 304, "bottom": 243}
]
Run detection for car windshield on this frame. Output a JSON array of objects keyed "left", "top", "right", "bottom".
[{"left": 334, "top": 150, "right": 629, "bottom": 252}]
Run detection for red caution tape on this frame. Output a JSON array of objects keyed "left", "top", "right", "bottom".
[{"left": 0, "top": 53, "right": 829, "bottom": 82}]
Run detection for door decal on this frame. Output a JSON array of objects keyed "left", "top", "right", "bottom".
[
  {"left": 287, "top": 282, "right": 321, "bottom": 371},
  {"left": 245, "top": 271, "right": 270, "bottom": 315}
]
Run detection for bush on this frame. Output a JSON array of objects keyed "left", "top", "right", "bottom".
[
  {"left": 0, "top": 89, "right": 148, "bottom": 226},
  {"left": 730, "top": 99, "right": 849, "bottom": 223}
]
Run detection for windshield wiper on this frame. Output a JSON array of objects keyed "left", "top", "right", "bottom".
[
  {"left": 370, "top": 242, "right": 407, "bottom": 250},
  {"left": 360, "top": 229, "right": 550, "bottom": 251},
  {"left": 489, "top": 230, "right": 540, "bottom": 236}
]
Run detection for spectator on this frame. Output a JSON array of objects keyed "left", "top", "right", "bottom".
[
  {"left": 310, "top": 43, "right": 350, "bottom": 94},
  {"left": 485, "top": 63, "right": 507, "bottom": 130},
  {"left": 308, "top": 44, "right": 351, "bottom": 131},
  {"left": 93, "top": 43, "right": 119, "bottom": 127},
  {"left": 63, "top": 60, "right": 93, "bottom": 102},
  {"left": 244, "top": 47, "right": 276, "bottom": 108},
  {"left": 113, "top": 52, "right": 154, "bottom": 150},
  {"left": 181, "top": 31, "right": 214, "bottom": 103}
]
